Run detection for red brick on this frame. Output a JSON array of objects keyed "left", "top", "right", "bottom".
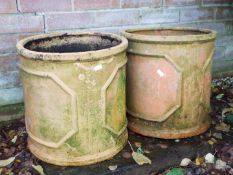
[
  {"left": 195, "top": 21, "right": 226, "bottom": 34},
  {"left": 45, "top": 12, "right": 95, "bottom": 31},
  {"left": 216, "top": 7, "right": 233, "bottom": 20},
  {"left": 45, "top": 10, "right": 139, "bottom": 31},
  {"left": 0, "top": 35, "right": 18, "bottom": 54},
  {"left": 0, "top": 0, "right": 17, "bottom": 13},
  {"left": 0, "top": 33, "right": 41, "bottom": 54},
  {"left": 140, "top": 9, "right": 179, "bottom": 24},
  {"left": 225, "top": 21, "right": 233, "bottom": 34},
  {"left": 0, "top": 54, "right": 19, "bottom": 73},
  {"left": 73, "top": 0, "right": 120, "bottom": 10},
  {"left": 121, "top": 0, "right": 161, "bottom": 8},
  {"left": 225, "top": 45, "right": 233, "bottom": 58},
  {"left": 214, "top": 46, "right": 225, "bottom": 59},
  {"left": 0, "top": 71, "right": 20, "bottom": 89},
  {"left": 216, "top": 35, "right": 233, "bottom": 46},
  {"left": 94, "top": 10, "right": 139, "bottom": 27},
  {"left": 203, "top": 0, "right": 233, "bottom": 5},
  {"left": 18, "top": 0, "right": 72, "bottom": 12},
  {"left": 0, "top": 15, "right": 44, "bottom": 34},
  {"left": 180, "top": 7, "right": 214, "bottom": 22},
  {"left": 164, "top": 0, "right": 201, "bottom": 6}
]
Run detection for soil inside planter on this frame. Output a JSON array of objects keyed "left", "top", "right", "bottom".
[{"left": 25, "top": 34, "right": 121, "bottom": 53}]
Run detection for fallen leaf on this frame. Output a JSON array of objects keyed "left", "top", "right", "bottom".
[
  {"left": 229, "top": 168, "right": 233, "bottom": 175},
  {"left": 108, "top": 165, "right": 117, "bottom": 171},
  {"left": 211, "top": 138, "right": 217, "bottom": 142},
  {"left": 0, "top": 157, "right": 15, "bottom": 167},
  {"left": 220, "top": 144, "right": 233, "bottom": 163},
  {"left": 204, "top": 153, "right": 215, "bottom": 164},
  {"left": 144, "top": 149, "right": 151, "bottom": 154},
  {"left": 222, "top": 108, "right": 233, "bottom": 118},
  {"left": 156, "top": 143, "right": 168, "bottom": 149},
  {"left": 122, "top": 151, "right": 131, "bottom": 159},
  {"left": 208, "top": 138, "right": 218, "bottom": 145},
  {"left": 11, "top": 136, "right": 17, "bottom": 143},
  {"left": 215, "top": 122, "right": 230, "bottom": 132},
  {"left": 215, "top": 159, "right": 227, "bottom": 170},
  {"left": 216, "top": 93, "right": 224, "bottom": 99},
  {"left": 134, "top": 142, "right": 142, "bottom": 148},
  {"left": 136, "top": 147, "right": 144, "bottom": 154},
  {"left": 208, "top": 140, "right": 214, "bottom": 145},
  {"left": 225, "top": 114, "right": 233, "bottom": 124},
  {"left": 166, "top": 168, "right": 184, "bottom": 175},
  {"left": 132, "top": 151, "right": 151, "bottom": 165},
  {"left": 213, "top": 133, "right": 223, "bottom": 139},
  {"left": 180, "top": 158, "right": 191, "bottom": 167},
  {"left": 195, "top": 157, "right": 204, "bottom": 166},
  {"left": 32, "top": 165, "right": 45, "bottom": 175}
]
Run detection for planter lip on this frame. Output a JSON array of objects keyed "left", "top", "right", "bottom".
[
  {"left": 121, "top": 27, "right": 217, "bottom": 43},
  {"left": 16, "top": 31, "right": 128, "bottom": 62}
]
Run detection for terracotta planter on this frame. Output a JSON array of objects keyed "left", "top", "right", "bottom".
[
  {"left": 122, "top": 27, "right": 217, "bottom": 139},
  {"left": 16, "top": 32, "right": 128, "bottom": 166}
]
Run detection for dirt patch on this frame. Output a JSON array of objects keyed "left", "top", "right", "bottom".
[{"left": 25, "top": 34, "right": 121, "bottom": 53}]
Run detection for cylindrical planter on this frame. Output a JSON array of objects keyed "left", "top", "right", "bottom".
[
  {"left": 122, "top": 27, "right": 216, "bottom": 139},
  {"left": 16, "top": 32, "right": 128, "bottom": 166}
]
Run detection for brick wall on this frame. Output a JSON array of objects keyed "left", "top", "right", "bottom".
[{"left": 0, "top": 0, "right": 233, "bottom": 121}]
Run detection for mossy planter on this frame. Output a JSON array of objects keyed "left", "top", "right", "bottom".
[
  {"left": 16, "top": 32, "right": 128, "bottom": 166},
  {"left": 122, "top": 27, "right": 217, "bottom": 139}
]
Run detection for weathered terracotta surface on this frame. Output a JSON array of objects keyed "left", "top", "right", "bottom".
[
  {"left": 122, "top": 27, "right": 217, "bottom": 139},
  {"left": 16, "top": 32, "right": 128, "bottom": 166}
]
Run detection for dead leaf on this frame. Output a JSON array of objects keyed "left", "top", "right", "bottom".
[
  {"left": 213, "top": 133, "right": 223, "bottom": 139},
  {"left": 136, "top": 147, "right": 144, "bottom": 154},
  {"left": 228, "top": 103, "right": 233, "bottom": 107},
  {"left": 11, "top": 136, "right": 17, "bottom": 143},
  {"left": 108, "top": 165, "right": 117, "bottom": 171},
  {"left": 134, "top": 142, "right": 142, "bottom": 148},
  {"left": 156, "top": 143, "right": 168, "bottom": 149},
  {"left": 222, "top": 108, "right": 233, "bottom": 118},
  {"left": 32, "top": 165, "right": 45, "bottom": 175},
  {"left": 122, "top": 151, "right": 132, "bottom": 159},
  {"left": 216, "top": 93, "right": 224, "bottom": 99},
  {"left": 204, "top": 153, "right": 215, "bottom": 164},
  {"left": 215, "top": 159, "right": 227, "bottom": 170},
  {"left": 132, "top": 152, "right": 151, "bottom": 165},
  {"left": 215, "top": 122, "right": 230, "bottom": 132},
  {"left": 208, "top": 140, "right": 214, "bottom": 145},
  {"left": 195, "top": 157, "right": 204, "bottom": 166},
  {"left": 0, "top": 157, "right": 15, "bottom": 167},
  {"left": 144, "top": 149, "right": 151, "bottom": 154},
  {"left": 166, "top": 168, "right": 184, "bottom": 175},
  {"left": 180, "top": 158, "right": 191, "bottom": 167}
]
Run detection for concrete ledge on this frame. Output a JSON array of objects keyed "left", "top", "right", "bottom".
[
  {"left": 213, "top": 58, "right": 233, "bottom": 78},
  {"left": 0, "top": 103, "right": 24, "bottom": 123},
  {"left": 0, "top": 87, "right": 23, "bottom": 107}
]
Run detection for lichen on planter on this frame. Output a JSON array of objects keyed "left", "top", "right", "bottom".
[
  {"left": 16, "top": 32, "right": 128, "bottom": 166},
  {"left": 122, "top": 27, "right": 217, "bottom": 139}
]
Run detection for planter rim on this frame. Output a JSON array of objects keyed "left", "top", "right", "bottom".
[
  {"left": 16, "top": 32, "right": 128, "bottom": 62},
  {"left": 121, "top": 27, "right": 217, "bottom": 43}
]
